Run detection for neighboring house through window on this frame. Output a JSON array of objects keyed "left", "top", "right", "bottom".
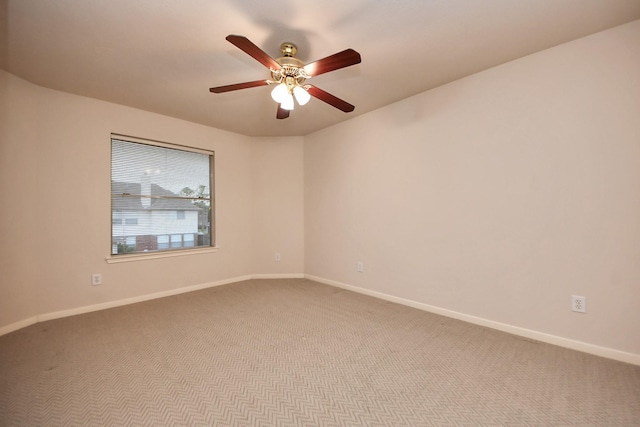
[{"left": 111, "top": 135, "right": 214, "bottom": 255}]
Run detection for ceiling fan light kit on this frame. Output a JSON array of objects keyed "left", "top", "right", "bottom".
[
  {"left": 210, "top": 35, "right": 361, "bottom": 119},
  {"left": 269, "top": 42, "right": 309, "bottom": 111},
  {"left": 293, "top": 85, "right": 311, "bottom": 105}
]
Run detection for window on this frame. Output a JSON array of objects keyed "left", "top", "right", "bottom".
[
  {"left": 157, "top": 235, "right": 170, "bottom": 250},
  {"left": 112, "top": 212, "right": 138, "bottom": 226},
  {"left": 184, "top": 233, "right": 195, "bottom": 247},
  {"left": 111, "top": 135, "right": 214, "bottom": 255},
  {"left": 170, "top": 234, "right": 182, "bottom": 248}
]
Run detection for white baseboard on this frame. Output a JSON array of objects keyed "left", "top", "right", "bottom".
[
  {"left": 251, "top": 273, "right": 305, "bottom": 279},
  {"left": 37, "top": 275, "right": 255, "bottom": 323},
  {"left": 0, "top": 274, "right": 295, "bottom": 336},
  {"left": 305, "top": 274, "right": 640, "bottom": 366},
  {"left": 0, "top": 316, "right": 39, "bottom": 337},
  {"left": 4, "top": 273, "right": 639, "bottom": 366}
]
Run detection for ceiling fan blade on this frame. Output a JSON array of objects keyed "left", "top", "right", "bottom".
[
  {"left": 209, "top": 79, "right": 269, "bottom": 93},
  {"left": 276, "top": 104, "right": 290, "bottom": 119},
  {"left": 306, "top": 85, "right": 355, "bottom": 112},
  {"left": 226, "top": 35, "right": 281, "bottom": 71},
  {"left": 303, "top": 49, "right": 361, "bottom": 77}
]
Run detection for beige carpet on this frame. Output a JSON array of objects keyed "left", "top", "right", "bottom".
[{"left": 1, "top": 278, "right": 639, "bottom": 426}]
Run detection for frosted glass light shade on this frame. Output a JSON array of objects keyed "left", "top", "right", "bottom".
[
  {"left": 281, "top": 93, "right": 295, "bottom": 110},
  {"left": 293, "top": 86, "right": 311, "bottom": 105},
  {"left": 271, "top": 83, "right": 288, "bottom": 103}
]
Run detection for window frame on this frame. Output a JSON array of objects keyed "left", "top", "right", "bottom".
[{"left": 107, "top": 134, "right": 216, "bottom": 263}]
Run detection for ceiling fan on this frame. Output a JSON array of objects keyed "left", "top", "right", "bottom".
[{"left": 209, "top": 35, "right": 361, "bottom": 119}]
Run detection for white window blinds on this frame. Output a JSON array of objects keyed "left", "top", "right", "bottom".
[{"left": 111, "top": 136, "right": 214, "bottom": 255}]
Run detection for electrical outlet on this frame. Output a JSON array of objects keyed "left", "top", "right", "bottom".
[
  {"left": 572, "top": 295, "right": 586, "bottom": 313},
  {"left": 357, "top": 261, "right": 364, "bottom": 273},
  {"left": 275, "top": 253, "right": 281, "bottom": 262},
  {"left": 92, "top": 273, "right": 102, "bottom": 286}
]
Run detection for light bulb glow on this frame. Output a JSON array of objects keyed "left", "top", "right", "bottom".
[
  {"left": 270, "top": 83, "right": 288, "bottom": 103},
  {"left": 281, "top": 93, "right": 295, "bottom": 110},
  {"left": 293, "top": 86, "right": 311, "bottom": 105}
]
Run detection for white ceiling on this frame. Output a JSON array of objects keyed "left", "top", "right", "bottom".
[{"left": 2, "top": 0, "right": 640, "bottom": 137}]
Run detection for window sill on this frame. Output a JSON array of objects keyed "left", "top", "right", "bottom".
[{"left": 105, "top": 247, "right": 219, "bottom": 264}]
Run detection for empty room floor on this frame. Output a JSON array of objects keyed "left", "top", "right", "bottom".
[{"left": 1, "top": 279, "right": 639, "bottom": 425}]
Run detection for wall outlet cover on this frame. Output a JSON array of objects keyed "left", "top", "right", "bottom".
[
  {"left": 92, "top": 273, "right": 102, "bottom": 286},
  {"left": 572, "top": 295, "right": 586, "bottom": 313}
]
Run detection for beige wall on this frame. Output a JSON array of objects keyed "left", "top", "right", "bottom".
[
  {"left": 1, "top": 69, "right": 41, "bottom": 325},
  {"left": 251, "top": 137, "right": 305, "bottom": 275},
  {"left": 305, "top": 20, "right": 640, "bottom": 356},
  {"left": 0, "top": 70, "right": 305, "bottom": 329}
]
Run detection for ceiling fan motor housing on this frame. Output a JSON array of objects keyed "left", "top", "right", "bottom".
[{"left": 272, "top": 42, "right": 308, "bottom": 87}]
